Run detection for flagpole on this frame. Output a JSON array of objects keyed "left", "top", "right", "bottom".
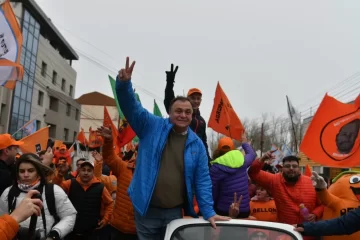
[{"left": 286, "top": 96, "right": 298, "bottom": 153}]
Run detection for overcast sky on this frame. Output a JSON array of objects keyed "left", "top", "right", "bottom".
[{"left": 35, "top": 0, "right": 360, "bottom": 123}]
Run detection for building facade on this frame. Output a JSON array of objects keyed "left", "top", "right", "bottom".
[
  {"left": 75, "top": 91, "right": 119, "bottom": 138},
  {"left": 0, "top": 0, "right": 80, "bottom": 142}
]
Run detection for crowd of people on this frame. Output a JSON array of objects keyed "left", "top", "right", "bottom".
[{"left": 0, "top": 56, "right": 359, "bottom": 240}]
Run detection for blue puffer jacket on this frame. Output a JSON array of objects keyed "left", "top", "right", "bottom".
[
  {"left": 210, "top": 143, "right": 256, "bottom": 215},
  {"left": 116, "top": 78, "right": 216, "bottom": 220}
]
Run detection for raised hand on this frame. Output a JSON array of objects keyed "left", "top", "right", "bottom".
[
  {"left": 259, "top": 151, "right": 275, "bottom": 164},
  {"left": 118, "top": 57, "right": 136, "bottom": 81},
  {"left": 229, "top": 192, "right": 242, "bottom": 218},
  {"left": 92, "top": 150, "right": 103, "bottom": 161},
  {"left": 97, "top": 126, "right": 112, "bottom": 140},
  {"left": 166, "top": 64, "right": 178, "bottom": 82},
  {"left": 42, "top": 147, "right": 54, "bottom": 167},
  {"left": 241, "top": 132, "right": 248, "bottom": 143},
  {"left": 311, "top": 171, "right": 327, "bottom": 189}
]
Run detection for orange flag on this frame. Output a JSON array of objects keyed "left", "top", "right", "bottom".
[
  {"left": 77, "top": 128, "right": 88, "bottom": 146},
  {"left": 0, "top": 0, "right": 24, "bottom": 89},
  {"left": 103, "top": 106, "right": 120, "bottom": 154},
  {"left": 88, "top": 127, "right": 103, "bottom": 148},
  {"left": 300, "top": 94, "right": 360, "bottom": 167},
  {"left": 305, "top": 164, "right": 312, "bottom": 177},
  {"left": 20, "top": 127, "right": 49, "bottom": 154},
  {"left": 208, "top": 82, "right": 244, "bottom": 141}
]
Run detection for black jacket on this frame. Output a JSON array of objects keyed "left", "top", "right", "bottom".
[
  {"left": 164, "top": 80, "right": 210, "bottom": 162},
  {"left": 0, "top": 160, "right": 14, "bottom": 195}
]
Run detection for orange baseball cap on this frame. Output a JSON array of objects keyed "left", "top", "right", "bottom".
[
  {"left": 59, "top": 144, "right": 67, "bottom": 150},
  {"left": 187, "top": 88, "right": 202, "bottom": 97},
  {"left": 0, "top": 134, "right": 23, "bottom": 150},
  {"left": 217, "top": 137, "right": 235, "bottom": 151}
]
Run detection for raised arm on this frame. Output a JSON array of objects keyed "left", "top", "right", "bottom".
[
  {"left": 163, "top": 64, "right": 178, "bottom": 114},
  {"left": 242, "top": 143, "right": 257, "bottom": 168},
  {"left": 116, "top": 57, "right": 159, "bottom": 139},
  {"left": 97, "top": 126, "right": 126, "bottom": 177},
  {"left": 247, "top": 152, "right": 276, "bottom": 190}
]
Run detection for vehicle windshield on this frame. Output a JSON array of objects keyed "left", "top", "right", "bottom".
[{"left": 171, "top": 225, "right": 296, "bottom": 240}]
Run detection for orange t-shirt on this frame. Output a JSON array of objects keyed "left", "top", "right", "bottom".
[{"left": 249, "top": 199, "right": 277, "bottom": 222}]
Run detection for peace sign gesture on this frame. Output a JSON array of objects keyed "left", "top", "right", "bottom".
[
  {"left": 229, "top": 192, "right": 242, "bottom": 218},
  {"left": 118, "top": 57, "right": 136, "bottom": 81}
]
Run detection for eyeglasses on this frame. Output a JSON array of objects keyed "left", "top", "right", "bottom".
[{"left": 283, "top": 164, "right": 299, "bottom": 169}]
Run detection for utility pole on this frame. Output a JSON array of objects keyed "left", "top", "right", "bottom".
[{"left": 260, "top": 122, "right": 264, "bottom": 157}]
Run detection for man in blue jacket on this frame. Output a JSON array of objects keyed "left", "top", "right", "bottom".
[
  {"left": 114, "top": 57, "right": 229, "bottom": 240},
  {"left": 294, "top": 207, "right": 360, "bottom": 236}
]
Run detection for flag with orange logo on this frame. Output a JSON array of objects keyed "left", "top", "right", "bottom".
[
  {"left": 208, "top": 82, "right": 244, "bottom": 141},
  {"left": 0, "top": 0, "right": 24, "bottom": 89},
  {"left": 88, "top": 127, "right": 103, "bottom": 148},
  {"left": 104, "top": 106, "right": 120, "bottom": 154},
  {"left": 300, "top": 94, "right": 360, "bottom": 167},
  {"left": 19, "top": 126, "right": 49, "bottom": 154},
  {"left": 77, "top": 128, "right": 88, "bottom": 146},
  {"left": 305, "top": 164, "right": 312, "bottom": 177}
]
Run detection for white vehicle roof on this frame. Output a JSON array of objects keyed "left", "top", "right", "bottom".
[{"left": 164, "top": 218, "right": 303, "bottom": 240}]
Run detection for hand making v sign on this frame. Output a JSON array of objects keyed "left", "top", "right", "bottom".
[{"left": 118, "top": 57, "right": 136, "bottom": 81}]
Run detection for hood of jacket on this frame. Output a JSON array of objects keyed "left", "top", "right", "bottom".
[{"left": 210, "top": 150, "right": 244, "bottom": 173}]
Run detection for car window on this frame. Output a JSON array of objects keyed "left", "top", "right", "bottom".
[{"left": 171, "top": 224, "right": 297, "bottom": 240}]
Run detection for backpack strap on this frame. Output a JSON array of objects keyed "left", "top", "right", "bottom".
[
  {"left": 7, "top": 186, "right": 20, "bottom": 214},
  {"left": 45, "top": 184, "right": 60, "bottom": 226}
]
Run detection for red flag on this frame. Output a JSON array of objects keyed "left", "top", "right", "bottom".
[
  {"left": 300, "top": 94, "right": 360, "bottom": 167},
  {"left": 77, "top": 128, "right": 88, "bottom": 146},
  {"left": 88, "top": 127, "right": 103, "bottom": 148},
  {"left": 208, "top": 82, "right": 244, "bottom": 141},
  {"left": 305, "top": 164, "right": 312, "bottom": 177},
  {"left": 117, "top": 118, "right": 136, "bottom": 148},
  {"left": 103, "top": 106, "right": 120, "bottom": 154}
]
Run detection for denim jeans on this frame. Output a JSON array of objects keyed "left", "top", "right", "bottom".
[{"left": 134, "top": 206, "right": 183, "bottom": 240}]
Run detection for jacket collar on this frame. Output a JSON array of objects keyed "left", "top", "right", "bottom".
[{"left": 165, "top": 119, "right": 199, "bottom": 145}]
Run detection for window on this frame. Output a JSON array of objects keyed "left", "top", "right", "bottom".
[
  {"left": 37, "top": 91, "right": 44, "bottom": 106},
  {"left": 41, "top": 62, "right": 47, "bottom": 77},
  {"left": 0, "top": 104, "right": 6, "bottom": 126},
  {"left": 66, "top": 103, "right": 71, "bottom": 116},
  {"left": 64, "top": 128, "right": 69, "bottom": 141},
  {"left": 69, "top": 85, "right": 73, "bottom": 97},
  {"left": 49, "top": 97, "right": 59, "bottom": 112},
  {"left": 61, "top": 78, "right": 66, "bottom": 91},
  {"left": 36, "top": 120, "right": 41, "bottom": 130},
  {"left": 48, "top": 124, "right": 56, "bottom": 138},
  {"left": 73, "top": 131, "right": 77, "bottom": 141},
  {"left": 75, "top": 109, "right": 79, "bottom": 121},
  {"left": 52, "top": 71, "right": 57, "bottom": 85}
]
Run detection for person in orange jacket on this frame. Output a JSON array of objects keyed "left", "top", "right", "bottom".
[
  {"left": 53, "top": 160, "right": 114, "bottom": 240},
  {"left": 97, "top": 126, "right": 137, "bottom": 240},
  {"left": 0, "top": 190, "right": 43, "bottom": 240}
]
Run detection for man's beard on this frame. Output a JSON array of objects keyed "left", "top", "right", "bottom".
[{"left": 283, "top": 173, "right": 300, "bottom": 183}]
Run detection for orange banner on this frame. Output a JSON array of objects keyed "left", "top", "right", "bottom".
[
  {"left": 0, "top": 0, "right": 24, "bottom": 89},
  {"left": 208, "top": 82, "right": 244, "bottom": 141},
  {"left": 20, "top": 127, "right": 49, "bottom": 154},
  {"left": 305, "top": 164, "right": 312, "bottom": 177},
  {"left": 300, "top": 94, "right": 360, "bottom": 167}
]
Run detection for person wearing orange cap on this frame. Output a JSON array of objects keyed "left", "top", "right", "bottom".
[
  {"left": 0, "top": 134, "right": 23, "bottom": 195},
  {"left": 163, "top": 64, "right": 210, "bottom": 163}
]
